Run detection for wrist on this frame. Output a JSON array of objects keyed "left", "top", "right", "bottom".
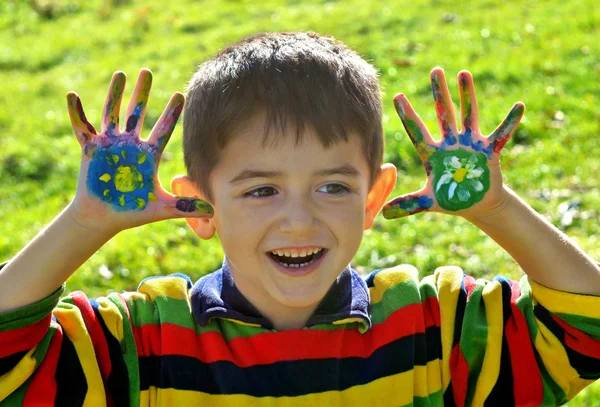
[
  {"left": 462, "top": 185, "right": 515, "bottom": 226},
  {"left": 65, "top": 201, "right": 122, "bottom": 238}
]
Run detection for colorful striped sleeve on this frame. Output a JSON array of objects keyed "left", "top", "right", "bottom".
[
  {"left": 430, "top": 265, "right": 600, "bottom": 406},
  {"left": 0, "top": 280, "right": 141, "bottom": 406}
]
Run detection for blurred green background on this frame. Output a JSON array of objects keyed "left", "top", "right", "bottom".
[{"left": 0, "top": 0, "right": 598, "bottom": 404}]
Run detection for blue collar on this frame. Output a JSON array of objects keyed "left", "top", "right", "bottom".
[{"left": 190, "top": 257, "right": 372, "bottom": 332}]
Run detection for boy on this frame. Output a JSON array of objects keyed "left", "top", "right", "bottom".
[{"left": 0, "top": 31, "right": 599, "bottom": 406}]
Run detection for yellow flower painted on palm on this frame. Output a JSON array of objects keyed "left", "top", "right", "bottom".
[{"left": 87, "top": 144, "right": 157, "bottom": 211}]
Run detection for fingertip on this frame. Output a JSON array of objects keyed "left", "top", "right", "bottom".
[
  {"left": 430, "top": 66, "right": 445, "bottom": 78},
  {"left": 457, "top": 70, "right": 473, "bottom": 84},
  {"left": 66, "top": 91, "right": 80, "bottom": 106},
  {"left": 393, "top": 93, "right": 405, "bottom": 102},
  {"left": 172, "top": 92, "right": 185, "bottom": 105},
  {"left": 457, "top": 69, "right": 472, "bottom": 78},
  {"left": 112, "top": 71, "right": 126, "bottom": 82}
]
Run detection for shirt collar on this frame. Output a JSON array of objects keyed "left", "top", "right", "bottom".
[{"left": 190, "top": 256, "right": 371, "bottom": 332}]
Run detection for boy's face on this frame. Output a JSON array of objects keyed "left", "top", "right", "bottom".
[{"left": 174, "top": 109, "right": 396, "bottom": 327}]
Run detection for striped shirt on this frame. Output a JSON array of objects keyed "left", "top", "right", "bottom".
[{"left": 0, "top": 257, "right": 599, "bottom": 406}]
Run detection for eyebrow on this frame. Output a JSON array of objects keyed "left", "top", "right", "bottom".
[{"left": 228, "top": 164, "right": 361, "bottom": 185}]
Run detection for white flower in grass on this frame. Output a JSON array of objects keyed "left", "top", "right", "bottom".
[{"left": 436, "top": 155, "right": 485, "bottom": 201}]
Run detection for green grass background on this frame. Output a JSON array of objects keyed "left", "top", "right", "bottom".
[{"left": 0, "top": 0, "right": 598, "bottom": 404}]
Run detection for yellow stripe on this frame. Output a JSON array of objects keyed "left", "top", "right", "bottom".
[
  {"left": 534, "top": 317, "right": 579, "bottom": 396},
  {"left": 471, "top": 279, "right": 503, "bottom": 405},
  {"left": 221, "top": 317, "right": 262, "bottom": 327},
  {"left": 435, "top": 265, "right": 463, "bottom": 391},
  {"left": 0, "top": 346, "right": 37, "bottom": 400},
  {"left": 138, "top": 275, "right": 190, "bottom": 302},
  {"left": 140, "top": 369, "right": 418, "bottom": 406},
  {"left": 96, "top": 296, "right": 125, "bottom": 342},
  {"left": 53, "top": 302, "right": 106, "bottom": 407},
  {"left": 368, "top": 264, "right": 419, "bottom": 304},
  {"left": 414, "top": 359, "right": 443, "bottom": 397},
  {"left": 528, "top": 277, "right": 600, "bottom": 319}
]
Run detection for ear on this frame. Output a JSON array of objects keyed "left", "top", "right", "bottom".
[
  {"left": 364, "top": 164, "right": 397, "bottom": 230},
  {"left": 171, "top": 175, "right": 216, "bottom": 240}
]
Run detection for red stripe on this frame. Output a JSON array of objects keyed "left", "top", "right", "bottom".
[
  {"left": 0, "top": 314, "right": 51, "bottom": 358},
  {"left": 422, "top": 296, "right": 441, "bottom": 328},
  {"left": 551, "top": 314, "right": 600, "bottom": 359},
  {"left": 133, "top": 302, "right": 429, "bottom": 366},
  {"left": 463, "top": 275, "right": 477, "bottom": 300},
  {"left": 450, "top": 343, "right": 469, "bottom": 407},
  {"left": 23, "top": 323, "right": 63, "bottom": 406},
  {"left": 70, "top": 292, "right": 112, "bottom": 381},
  {"left": 506, "top": 280, "right": 544, "bottom": 406}
]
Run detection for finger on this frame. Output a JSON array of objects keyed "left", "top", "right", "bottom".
[
  {"left": 124, "top": 68, "right": 153, "bottom": 136},
  {"left": 393, "top": 93, "right": 436, "bottom": 161},
  {"left": 147, "top": 92, "right": 185, "bottom": 156},
  {"left": 156, "top": 192, "right": 214, "bottom": 220},
  {"left": 66, "top": 91, "right": 97, "bottom": 147},
  {"left": 430, "top": 67, "right": 459, "bottom": 142},
  {"left": 457, "top": 70, "right": 480, "bottom": 136},
  {"left": 382, "top": 192, "right": 435, "bottom": 219},
  {"left": 487, "top": 102, "right": 525, "bottom": 155},
  {"left": 101, "top": 71, "right": 126, "bottom": 136}
]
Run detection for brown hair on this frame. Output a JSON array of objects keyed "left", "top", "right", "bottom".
[{"left": 183, "top": 31, "right": 384, "bottom": 203}]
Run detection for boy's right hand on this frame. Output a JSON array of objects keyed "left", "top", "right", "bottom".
[{"left": 66, "top": 69, "right": 213, "bottom": 234}]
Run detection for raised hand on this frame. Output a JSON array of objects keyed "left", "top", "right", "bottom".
[
  {"left": 67, "top": 69, "right": 213, "bottom": 232},
  {"left": 382, "top": 68, "right": 525, "bottom": 220}
]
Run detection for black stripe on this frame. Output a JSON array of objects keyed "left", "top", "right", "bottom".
[
  {"left": 55, "top": 335, "right": 87, "bottom": 406},
  {"left": 443, "top": 384, "right": 457, "bottom": 407},
  {"left": 90, "top": 300, "right": 130, "bottom": 407},
  {"left": 425, "top": 325, "right": 442, "bottom": 361},
  {"left": 139, "top": 332, "right": 436, "bottom": 396},
  {"left": 0, "top": 351, "right": 27, "bottom": 376},
  {"left": 452, "top": 276, "right": 468, "bottom": 347},
  {"left": 534, "top": 304, "right": 600, "bottom": 379},
  {"left": 484, "top": 277, "right": 515, "bottom": 406}
]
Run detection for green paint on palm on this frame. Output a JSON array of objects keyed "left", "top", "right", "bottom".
[{"left": 430, "top": 149, "right": 490, "bottom": 210}]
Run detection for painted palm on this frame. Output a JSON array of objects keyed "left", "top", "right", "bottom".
[
  {"left": 66, "top": 69, "right": 212, "bottom": 228},
  {"left": 383, "top": 68, "right": 525, "bottom": 219}
]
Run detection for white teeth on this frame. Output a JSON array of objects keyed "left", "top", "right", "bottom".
[{"left": 270, "top": 248, "right": 323, "bottom": 257}]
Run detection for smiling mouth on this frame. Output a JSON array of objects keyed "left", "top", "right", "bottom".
[{"left": 267, "top": 248, "right": 327, "bottom": 268}]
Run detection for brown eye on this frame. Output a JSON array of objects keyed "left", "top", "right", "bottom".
[
  {"left": 319, "top": 183, "right": 351, "bottom": 195},
  {"left": 244, "top": 186, "right": 277, "bottom": 199}
]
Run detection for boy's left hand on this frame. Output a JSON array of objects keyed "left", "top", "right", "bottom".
[{"left": 382, "top": 68, "right": 525, "bottom": 220}]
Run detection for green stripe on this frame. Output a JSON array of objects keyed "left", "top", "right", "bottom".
[
  {"left": 127, "top": 296, "right": 194, "bottom": 330},
  {"left": 31, "top": 323, "right": 57, "bottom": 365},
  {"left": 553, "top": 312, "right": 600, "bottom": 339},
  {"left": 418, "top": 276, "right": 439, "bottom": 303},
  {"left": 217, "top": 318, "right": 272, "bottom": 340},
  {"left": 108, "top": 293, "right": 140, "bottom": 407},
  {"left": 515, "top": 276, "right": 539, "bottom": 339},
  {"left": 0, "top": 285, "right": 64, "bottom": 331},
  {"left": 370, "top": 279, "right": 422, "bottom": 325},
  {"left": 459, "top": 283, "right": 487, "bottom": 407}
]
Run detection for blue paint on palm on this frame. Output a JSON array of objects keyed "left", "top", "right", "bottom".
[{"left": 87, "top": 144, "right": 156, "bottom": 211}]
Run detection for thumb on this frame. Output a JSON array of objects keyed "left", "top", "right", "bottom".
[
  {"left": 382, "top": 191, "right": 435, "bottom": 220},
  {"left": 154, "top": 191, "right": 214, "bottom": 221}
]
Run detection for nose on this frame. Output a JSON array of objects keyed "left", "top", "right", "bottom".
[{"left": 279, "top": 196, "right": 320, "bottom": 235}]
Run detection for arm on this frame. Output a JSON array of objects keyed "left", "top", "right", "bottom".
[
  {"left": 466, "top": 185, "right": 600, "bottom": 295},
  {"left": 0, "top": 69, "right": 212, "bottom": 313},
  {"left": 0, "top": 204, "right": 115, "bottom": 312},
  {"left": 382, "top": 67, "right": 600, "bottom": 295}
]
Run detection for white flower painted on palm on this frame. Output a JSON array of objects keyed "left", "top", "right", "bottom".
[{"left": 436, "top": 155, "right": 485, "bottom": 201}]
